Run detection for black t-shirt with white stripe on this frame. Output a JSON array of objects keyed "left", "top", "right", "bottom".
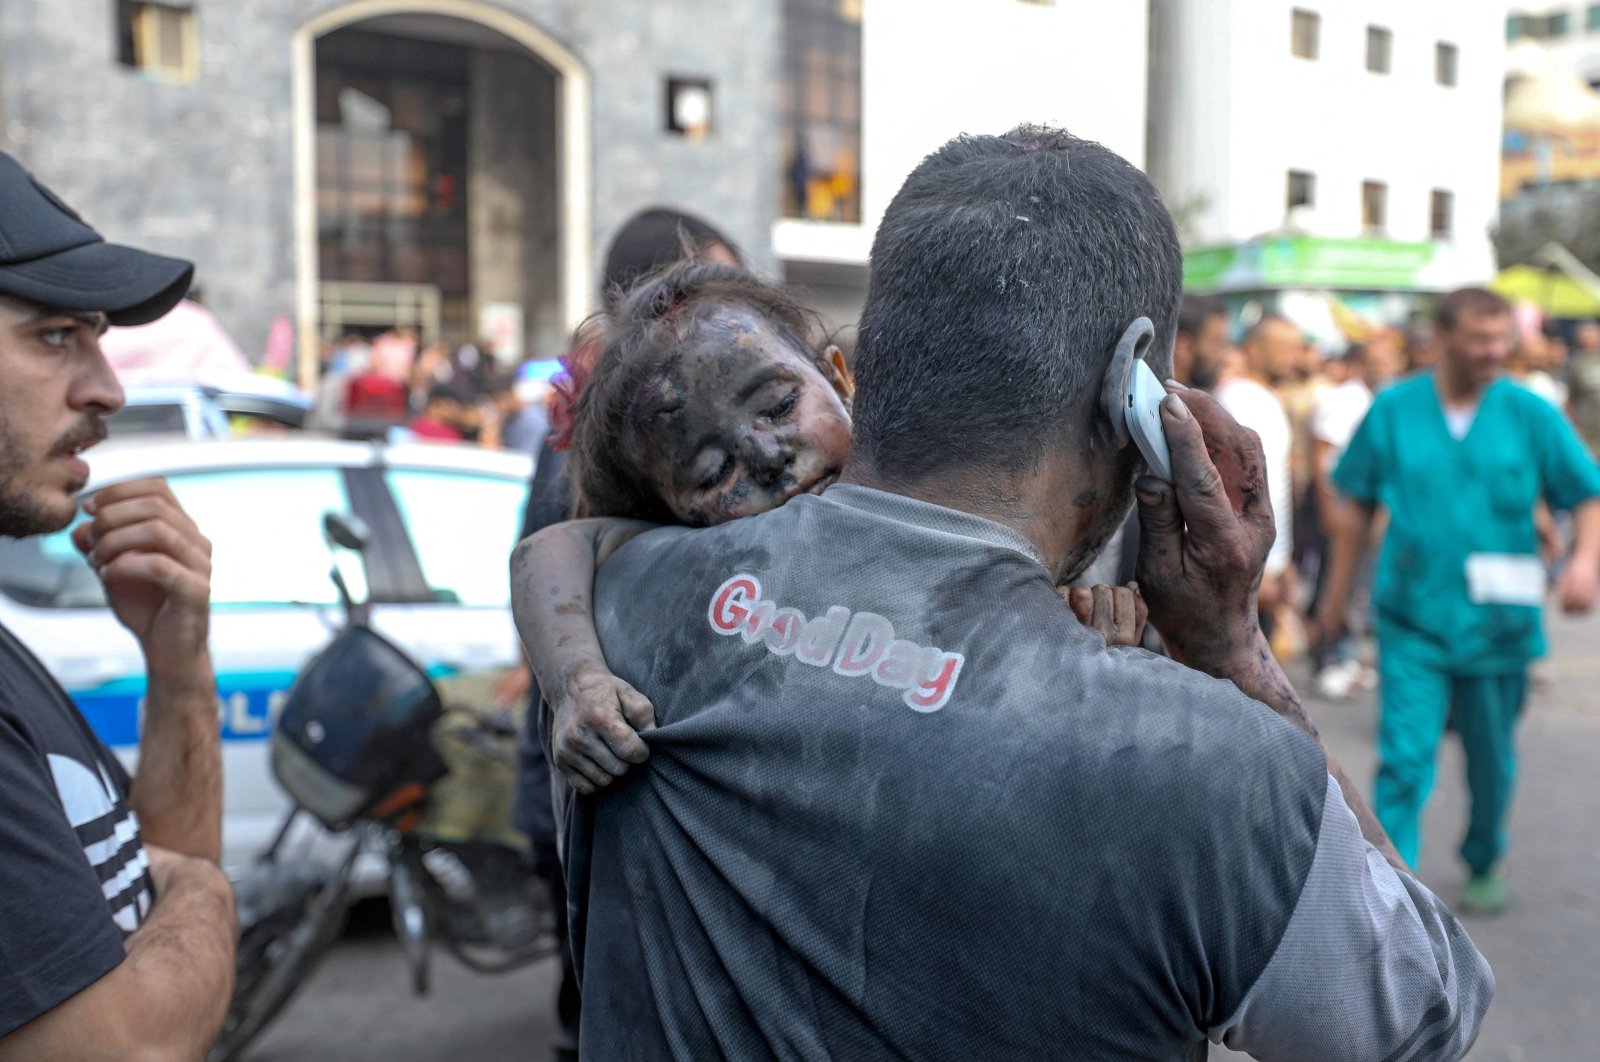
[{"left": 0, "top": 622, "right": 151, "bottom": 1038}]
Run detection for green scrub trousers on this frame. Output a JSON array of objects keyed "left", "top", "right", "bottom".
[{"left": 1375, "top": 629, "right": 1526, "bottom": 873}]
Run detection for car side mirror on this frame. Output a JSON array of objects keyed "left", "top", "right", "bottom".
[{"left": 323, "top": 511, "right": 372, "bottom": 553}]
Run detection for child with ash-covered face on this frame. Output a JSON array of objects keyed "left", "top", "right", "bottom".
[
  {"left": 570, "top": 262, "right": 853, "bottom": 525},
  {"left": 513, "top": 261, "right": 1146, "bottom": 793}
]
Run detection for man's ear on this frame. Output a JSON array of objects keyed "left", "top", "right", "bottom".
[
  {"left": 1095, "top": 318, "right": 1154, "bottom": 450},
  {"left": 823, "top": 344, "right": 855, "bottom": 400}
]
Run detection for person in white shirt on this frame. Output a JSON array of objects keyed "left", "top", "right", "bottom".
[
  {"left": 1306, "top": 339, "right": 1400, "bottom": 695},
  {"left": 1508, "top": 332, "right": 1567, "bottom": 410},
  {"left": 1313, "top": 338, "right": 1401, "bottom": 475},
  {"left": 1214, "top": 315, "right": 1298, "bottom": 636}
]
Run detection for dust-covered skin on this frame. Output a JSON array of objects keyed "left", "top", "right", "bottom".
[
  {"left": 1055, "top": 437, "right": 1141, "bottom": 586},
  {"left": 1063, "top": 582, "right": 1147, "bottom": 646},
  {"left": 1135, "top": 387, "right": 1274, "bottom": 666},
  {"left": 510, "top": 518, "right": 659, "bottom": 793},
  {"left": 623, "top": 302, "right": 853, "bottom": 528}
]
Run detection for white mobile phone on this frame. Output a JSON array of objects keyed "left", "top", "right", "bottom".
[{"left": 1125, "top": 359, "right": 1173, "bottom": 482}]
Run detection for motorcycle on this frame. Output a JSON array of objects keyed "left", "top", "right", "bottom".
[{"left": 208, "top": 512, "right": 559, "bottom": 1062}]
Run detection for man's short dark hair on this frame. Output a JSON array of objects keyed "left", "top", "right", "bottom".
[
  {"left": 1244, "top": 312, "right": 1296, "bottom": 347},
  {"left": 850, "top": 126, "right": 1182, "bottom": 480},
  {"left": 1178, "top": 295, "right": 1224, "bottom": 339},
  {"left": 427, "top": 383, "right": 469, "bottom": 407},
  {"left": 602, "top": 208, "right": 740, "bottom": 305},
  {"left": 1433, "top": 287, "right": 1510, "bottom": 331}
]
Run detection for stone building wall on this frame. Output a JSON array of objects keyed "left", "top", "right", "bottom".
[{"left": 0, "top": 0, "right": 781, "bottom": 359}]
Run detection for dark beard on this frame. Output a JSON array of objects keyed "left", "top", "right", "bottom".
[
  {"left": 0, "top": 414, "right": 91, "bottom": 538},
  {"left": 0, "top": 492, "right": 66, "bottom": 537},
  {"left": 1189, "top": 359, "right": 1223, "bottom": 392}
]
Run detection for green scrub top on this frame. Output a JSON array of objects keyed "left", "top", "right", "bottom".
[{"left": 1334, "top": 374, "right": 1600, "bottom": 675}]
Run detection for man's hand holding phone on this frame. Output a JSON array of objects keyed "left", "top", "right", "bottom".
[{"left": 1133, "top": 386, "right": 1276, "bottom": 673}]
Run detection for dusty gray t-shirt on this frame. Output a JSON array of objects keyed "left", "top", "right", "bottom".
[{"left": 569, "top": 485, "right": 1491, "bottom": 1060}]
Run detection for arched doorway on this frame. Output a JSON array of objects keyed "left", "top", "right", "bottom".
[{"left": 290, "top": 1, "right": 591, "bottom": 387}]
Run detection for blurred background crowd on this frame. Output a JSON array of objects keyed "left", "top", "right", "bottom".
[{"left": 1169, "top": 294, "right": 1600, "bottom": 698}]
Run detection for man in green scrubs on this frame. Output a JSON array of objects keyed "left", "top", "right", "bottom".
[{"left": 1319, "top": 287, "right": 1600, "bottom": 913}]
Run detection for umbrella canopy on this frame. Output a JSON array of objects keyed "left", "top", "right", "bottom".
[{"left": 1493, "top": 264, "right": 1600, "bottom": 318}]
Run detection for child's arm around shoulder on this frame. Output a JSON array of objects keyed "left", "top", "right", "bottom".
[{"left": 511, "top": 518, "right": 658, "bottom": 793}]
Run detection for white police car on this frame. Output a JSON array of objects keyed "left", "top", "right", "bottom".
[{"left": 0, "top": 436, "right": 532, "bottom": 875}]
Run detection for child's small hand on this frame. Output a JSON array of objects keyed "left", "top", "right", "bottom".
[
  {"left": 1062, "top": 582, "right": 1148, "bottom": 647},
  {"left": 551, "top": 662, "right": 657, "bottom": 794}
]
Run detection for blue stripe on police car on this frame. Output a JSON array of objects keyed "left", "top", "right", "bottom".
[
  {"left": 72, "top": 670, "right": 300, "bottom": 748},
  {"left": 73, "top": 663, "right": 460, "bottom": 748}
]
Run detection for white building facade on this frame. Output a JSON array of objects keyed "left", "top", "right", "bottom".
[
  {"left": 1506, "top": 4, "right": 1600, "bottom": 83},
  {"left": 1147, "top": 0, "right": 1507, "bottom": 333},
  {"left": 776, "top": 0, "right": 1152, "bottom": 338}
]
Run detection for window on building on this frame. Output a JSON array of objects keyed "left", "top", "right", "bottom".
[
  {"left": 1291, "top": 9, "right": 1320, "bottom": 59},
  {"left": 1430, "top": 189, "right": 1454, "bottom": 239},
  {"left": 1366, "top": 26, "right": 1393, "bottom": 74},
  {"left": 1513, "top": 11, "right": 1576, "bottom": 39},
  {"left": 1436, "top": 42, "right": 1459, "bottom": 86},
  {"left": 1589, "top": 3, "right": 1600, "bottom": 30},
  {"left": 314, "top": 29, "right": 471, "bottom": 298},
  {"left": 114, "top": 1, "right": 197, "bottom": 81},
  {"left": 1362, "top": 180, "right": 1388, "bottom": 231},
  {"left": 665, "top": 78, "right": 713, "bottom": 139},
  {"left": 1287, "top": 170, "right": 1316, "bottom": 211},
  {"left": 781, "top": 0, "right": 863, "bottom": 223}
]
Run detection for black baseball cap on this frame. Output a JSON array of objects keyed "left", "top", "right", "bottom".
[{"left": 0, "top": 151, "right": 193, "bottom": 326}]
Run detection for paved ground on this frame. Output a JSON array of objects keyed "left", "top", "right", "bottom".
[
  {"left": 247, "top": 898, "right": 561, "bottom": 1061},
  {"left": 249, "top": 609, "right": 1600, "bottom": 1060}
]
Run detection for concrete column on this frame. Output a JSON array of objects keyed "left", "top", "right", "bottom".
[{"left": 468, "top": 47, "right": 561, "bottom": 362}]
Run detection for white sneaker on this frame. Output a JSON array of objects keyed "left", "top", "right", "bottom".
[{"left": 1315, "top": 662, "right": 1357, "bottom": 700}]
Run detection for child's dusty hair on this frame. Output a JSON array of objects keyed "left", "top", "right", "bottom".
[{"left": 565, "top": 259, "right": 833, "bottom": 521}]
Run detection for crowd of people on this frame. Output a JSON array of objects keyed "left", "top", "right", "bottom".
[
  {"left": 1173, "top": 299, "right": 1600, "bottom": 684},
  {"left": 314, "top": 326, "right": 553, "bottom": 453},
  {"left": 1171, "top": 289, "right": 1600, "bottom": 916},
  {"left": 13, "top": 113, "right": 1600, "bottom": 1060}
]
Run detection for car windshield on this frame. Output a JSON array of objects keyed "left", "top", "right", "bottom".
[
  {"left": 384, "top": 468, "right": 525, "bottom": 606},
  {"left": 0, "top": 466, "right": 366, "bottom": 609},
  {"left": 106, "top": 403, "right": 189, "bottom": 436}
]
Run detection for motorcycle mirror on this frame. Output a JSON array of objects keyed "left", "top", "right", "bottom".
[{"left": 323, "top": 511, "right": 372, "bottom": 553}]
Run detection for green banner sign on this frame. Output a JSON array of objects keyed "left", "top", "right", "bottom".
[{"left": 1184, "top": 236, "right": 1438, "bottom": 292}]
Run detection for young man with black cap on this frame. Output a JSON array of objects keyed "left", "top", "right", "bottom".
[{"left": 0, "top": 152, "right": 235, "bottom": 1058}]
